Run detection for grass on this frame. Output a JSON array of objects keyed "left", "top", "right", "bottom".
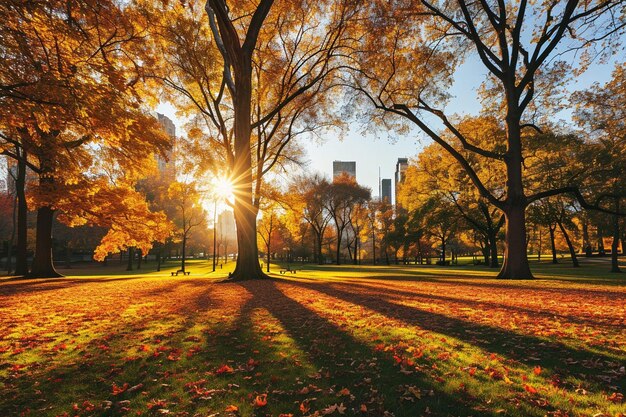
[{"left": 0, "top": 258, "right": 624, "bottom": 417}]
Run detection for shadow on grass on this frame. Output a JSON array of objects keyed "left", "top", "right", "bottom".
[
  {"left": 234, "top": 279, "right": 498, "bottom": 417},
  {"left": 278, "top": 278, "right": 626, "bottom": 391},
  {"left": 325, "top": 280, "right": 625, "bottom": 331}
]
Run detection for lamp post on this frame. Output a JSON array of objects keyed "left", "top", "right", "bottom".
[{"left": 212, "top": 199, "right": 217, "bottom": 272}]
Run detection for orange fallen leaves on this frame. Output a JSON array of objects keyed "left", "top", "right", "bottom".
[
  {"left": 225, "top": 404, "right": 239, "bottom": 411},
  {"left": 254, "top": 393, "right": 268, "bottom": 407},
  {"left": 216, "top": 364, "right": 234, "bottom": 374}
]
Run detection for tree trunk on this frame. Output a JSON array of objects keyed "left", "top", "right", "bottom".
[
  {"left": 582, "top": 219, "right": 592, "bottom": 256},
  {"left": 557, "top": 220, "right": 579, "bottom": 267},
  {"left": 5, "top": 192, "right": 17, "bottom": 274},
  {"left": 482, "top": 238, "right": 490, "bottom": 265},
  {"left": 498, "top": 205, "right": 533, "bottom": 279},
  {"left": 441, "top": 238, "right": 446, "bottom": 264},
  {"left": 29, "top": 206, "right": 62, "bottom": 278},
  {"left": 14, "top": 155, "right": 28, "bottom": 276},
  {"left": 611, "top": 200, "right": 621, "bottom": 273},
  {"left": 498, "top": 109, "right": 534, "bottom": 279},
  {"left": 371, "top": 228, "right": 376, "bottom": 265},
  {"left": 180, "top": 236, "right": 186, "bottom": 273},
  {"left": 488, "top": 230, "right": 499, "bottom": 268},
  {"left": 126, "top": 247, "right": 134, "bottom": 271},
  {"left": 598, "top": 225, "right": 606, "bottom": 255},
  {"left": 549, "top": 225, "right": 558, "bottom": 264},
  {"left": 335, "top": 226, "right": 342, "bottom": 265},
  {"left": 157, "top": 248, "right": 161, "bottom": 272},
  {"left": 137, "top": 249, "right": 142, "bottom": 269},
  {"left": 231, "top": 205, "right": 265, "bottom": 280}
]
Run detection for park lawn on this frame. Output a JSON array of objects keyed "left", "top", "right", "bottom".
[{"left": 0, "top": 261, "right": 624, "bottom": 417}]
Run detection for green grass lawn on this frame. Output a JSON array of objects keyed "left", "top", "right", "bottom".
[{"left": 0, "top": 259, "right": 624, "bottom": 417}]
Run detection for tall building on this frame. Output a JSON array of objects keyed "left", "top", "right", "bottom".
[
  {"left": 332, "top": 160, "right": 356, "bottom": 181},
  {"left": 395, "top": 158, "right": 408, "bottom": 208},
  {"left": 156, "top": 113, "right": 176, "bottom": 172},
  {"left": 381, "top": 178, "right": 392, "bottom": 203}
]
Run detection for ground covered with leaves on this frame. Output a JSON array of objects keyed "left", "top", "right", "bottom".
[{"left": 0, "top": 264, "right": 624, "bottom": 417}]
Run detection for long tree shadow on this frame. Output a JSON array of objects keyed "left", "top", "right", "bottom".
[
  {"left": 279, "top": 279, "right": 626, "bottom": 392},
  {"left": 234, "top": 279, "right": 502, "bottom": 417},
  {"left": 326, "top": 280, "right": 624, "bottom": 331}
]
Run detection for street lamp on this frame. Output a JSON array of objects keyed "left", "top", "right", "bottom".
[{"left": 211, "top": 175, "right": 233, "bottom": 272}]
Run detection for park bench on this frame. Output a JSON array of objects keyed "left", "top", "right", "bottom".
[
  {"left": 171, "top": 270, "right": 190, "bottom": 276},
  {"left": 279, "top": 267, "right": 297, "bottom": 275}
]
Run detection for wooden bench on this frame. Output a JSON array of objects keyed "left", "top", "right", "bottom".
[
  {"left": 279, "top": 268, "right": 297, "bottom": 275},
  {"left": 171, "top": 270, "right": 190, "bottom": 276}
]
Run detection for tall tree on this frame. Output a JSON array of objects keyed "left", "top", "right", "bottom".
[
  {"left": 145, "top": 0, "right": 361, "bottom": 280},
  {"left": 350, "top": 0, "right": 625, "bottom": 278}
]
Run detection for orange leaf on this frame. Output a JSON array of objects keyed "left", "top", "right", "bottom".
[
  {"left": 360, "top": 404, "right": 368, "bottom": 412},
  {"left": 524, "top": 384, "right": 538, "bottom": 394},
  {"left": 300, "top": 400, "right": 310, "bottom": 414},
  {"left": 338, "top": 387, "right": 351, "bottom": 396},
  {"left": 225, "top": 405, "right": 239, "bottom": 412},
  {"left": 533, "top": 366, "right": 542, "bottom": 376},
  {"left": 254, "top": 393, "right": 267, "bottom": 407},
  {"left": 216, "top": 364, "right": 234, "bottom": 374}
]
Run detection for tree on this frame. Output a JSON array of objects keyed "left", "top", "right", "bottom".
[
  {"left": 144, "top": 0, "right": 361, "bottom": 280},
  {"left": 325, "top": 174, "right": 371, "bottom": 265},
  {"left": 286, "top": 174, "right": 333, "bottom": 264},
  {"left": 257, "top": 198, "right": 283, "bottom": 273},
  {"left": 167, "top": 181, "right": 206, "bottom": 274},
  {"left": 350, "top": 1, "right": 625, "bottom": 278},
  {"left": 0, "top": 0, "right": 171, "bottom": 277}
]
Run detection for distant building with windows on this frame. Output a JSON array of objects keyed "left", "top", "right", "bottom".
[
  {"left": 381, "top": 178, "right": 392, "bottom": 203},
  {"left": 395, "top": 158, "right": 408, "bottom": 209},
  {"left": 332, "top": 160, "right": 356, "bottom": 181}
]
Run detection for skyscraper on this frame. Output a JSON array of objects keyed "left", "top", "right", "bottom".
[
  {"left": 332, "top": 160, "right": 356, "bottom": 181},
  {"left": 395, "top": 158, "right": 408, "bottom": 209},
  {"left": 381, "top": 178, "right": 392, "bottom": 203}
]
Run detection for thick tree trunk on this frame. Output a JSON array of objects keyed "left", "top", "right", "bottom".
[
  {"left": 266, "top": 241, "right": 270, "bottom": 273},
  {"left": 498, "top": 108, "right": 533, "bottom": 279},
  {"left": 557, "top": 220, "right": 579, "bottom": 267},
  {"left": 5, "top": 192, "right": 17, "bottom": 274},
  {"left": 231, "top": 206, "right": 265, "bottom": 280},
  {"left": 498, "top": 205, "right": 533, "bottom": 279},
  {"left": 157, "top": 248, "right": 161, "bottom": 272},
  {"left": 549, "top": 225, "right": 558, "bottom": 264},
  {"left": 225, "top": 54, "right": 267, "bottom": 280},
  {"left": 30, "top": 206, "right": 62, "bottom": 278},
  {"left": 126, "top": 247, "right": 134, "bottom": 271},
  {"left": 137, "top": 249, "right": 142, "bottom": 270},
  {"left": 14, "top": 156, "right": 28, "bottom": 276}
]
